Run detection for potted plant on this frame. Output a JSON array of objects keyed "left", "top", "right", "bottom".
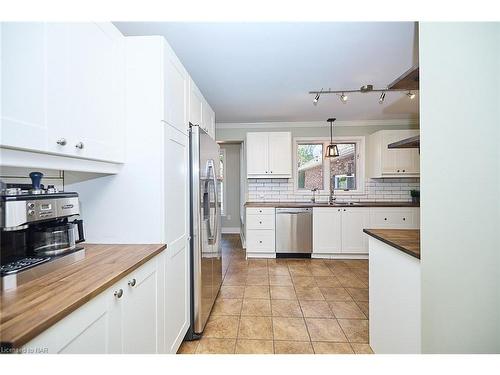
[{"left": 410, "top": 189, "right": 420, "bottom": 204}]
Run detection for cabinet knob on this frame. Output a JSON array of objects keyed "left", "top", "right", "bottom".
[
  {"left": 397, "top": 169, "right": 400, "bottom": 173},
  {"left": 259, "top": 221, "right": 262, "bottom": 224},
  {"left": 259, "top": 240, "right": 262, "bottom": 243},
  {"left": 343, "top": 209, "right": 346, "bottom": 212},
  {"left": 56, "top": 138, "right": 67, "bottom": 146},
  {"left": 402, "top": 169, "right": 406, "bottom": 172},
  {"left": 114, "top": 289, "right": 123, "bottom": 298},
  {"left": 128, "top": 278, "right": 137, "bottom": 287},
  {"left": 338, "top": 209, "right": 341, "bottom": 212},
  {"left": 403, "top": 217, "right": 406, "bottom": 221},
  {"left": 384, "top": 218, "right": 387, "bottom": 221},
  {"left": 75, "top": 142, "right": 84, "bottom": 149},
  {"left": 270, "top": 171, "right": 273, "bottom": 173}
]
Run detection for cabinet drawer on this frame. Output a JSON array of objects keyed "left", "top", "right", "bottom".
[
  {"left": 247, "top": 207, "right": 275, "bottom": 216},
  {"left": 246, "top": 230, "right": 275, "bottom": 252},
  {"left": 246, "top": 214, "right": 275, "bottom": 230},
  {"left": 369, "top": 208, "right": 417, "bottom": 228}
]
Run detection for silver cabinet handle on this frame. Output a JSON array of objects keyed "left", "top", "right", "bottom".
[
  {"left": 75, "top": 142, "right": 84, "bottom": 149},
  {"left": 56, "top": 138, "right": 67, "bottom": 146},
  {"left": 114, "top": 289, "right": 123, "bottom": 298},
  {"left": 128, "top": 278, "right": 137, "bottom": 287}
]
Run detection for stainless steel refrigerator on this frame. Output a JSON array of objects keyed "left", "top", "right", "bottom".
[{"left": 186, "top": 124, "right": 222, "bottom": 339}]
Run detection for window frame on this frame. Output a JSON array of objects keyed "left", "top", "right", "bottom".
[{"left": 293, "top": 136, "right": 365, "bottom": 195}]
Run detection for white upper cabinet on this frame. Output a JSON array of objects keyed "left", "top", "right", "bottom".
[
  {"left": 367, "top": 129, "right": 420, "bottom": 178},
  {"left": 1, "top": 23, "right": 49, "bottom": 152},
  {"left": 163, "top": 41, "right": 188, "bottom": 134},
  {"left": 246, "top": 132, "right": 292, "bottom": 178},
  {"left": 189, "top": 78, "right": 215, "bottom": 139},
  {"left": 1, "top": 22, "right": 126, "bottom": 164}
]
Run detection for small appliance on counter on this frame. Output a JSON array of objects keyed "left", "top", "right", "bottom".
[{"left": 0, "top": 172, "right": 86, "bottom": 290}]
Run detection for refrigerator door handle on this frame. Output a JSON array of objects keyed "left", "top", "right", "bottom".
[{"left": 206, "top": 160, "right": 218, "bottom": 245}]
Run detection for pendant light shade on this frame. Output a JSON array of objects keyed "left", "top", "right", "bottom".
[
  {"left": 325, "top": 144, "right": 339, "bottom": 157},
  {"left": 325, "top": 117, "right": 339, "bottom": 158}
]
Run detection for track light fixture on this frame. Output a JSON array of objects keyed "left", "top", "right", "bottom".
[
  {"left": 313, "top": 88, "right": 323, "bottom": 106},
  {"left": 406, "top": 91, "right": 416, "bottom": 100},
  {"left": 339, "top": 92, "right": 348, "bottom": 103},
  {"left": 379, "top": 92, "right": 386, "bottom": 104},
  {"left": 309, "top": 85, "right": 418, "bottom": 106}
]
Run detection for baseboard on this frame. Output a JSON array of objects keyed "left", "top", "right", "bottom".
[
  {"left": 221, "top": 227, "right": 240, "bottom": 234},
  {"left": 311, "top": 253, "right": 368, "bottom": 260},
  {"left": 246, "top": 252, "right": 276, "bottom": 259}
]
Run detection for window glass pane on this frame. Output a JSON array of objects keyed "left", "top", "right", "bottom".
[
  {"left": 329, "top": 143, "right": 357, "bottom": 190},
  {"left": 297, "top": 144, "right": 323, "bottom": 190}
]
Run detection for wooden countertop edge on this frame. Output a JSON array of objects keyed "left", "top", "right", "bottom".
[
  {"left": 363, "top": 229, "right": 420, "bottom": 260},
  {"left": 1, "top": 244, "right": 167, "bottom": 349}
]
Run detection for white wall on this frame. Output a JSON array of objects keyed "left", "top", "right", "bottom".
[{"left": 420, "top": 22, "right": 500, "bottom": 353}]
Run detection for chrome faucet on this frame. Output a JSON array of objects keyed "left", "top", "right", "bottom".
[
  {"left": 329, "top": 174, "right": 336, "bottom": 205},
  {"left": 311, "top": 188, "right": 318, "bottom": 203}
]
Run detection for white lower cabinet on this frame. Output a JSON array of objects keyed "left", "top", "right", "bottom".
[
  {"left": 22, "top": 250, "right": 188, "bottom": 354},
  {"left": 246, "top": 207, "right": 276, "bottom": 258},
  {"left": 313, "top": 207, "right": 419, "bottom": 257}
]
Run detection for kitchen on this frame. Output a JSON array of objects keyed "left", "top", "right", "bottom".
[{"left": 0, "top": 7, "right": 499, "bottom": 368}]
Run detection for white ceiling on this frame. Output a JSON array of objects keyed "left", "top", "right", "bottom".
[{"left": 114, "top": 22, "right": 419, "bottom": 123}]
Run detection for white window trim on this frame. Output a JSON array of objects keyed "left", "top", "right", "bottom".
[
  {"left": 293, "top": 136, "right": 366, "bottom": 195},
  {"left": 219, "top": 148, "right": 227, "bottom": 216}
]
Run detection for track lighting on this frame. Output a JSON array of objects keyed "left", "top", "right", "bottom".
[
  {"left": 406, "top": 91, "right": 416, "bottom": 100},
  {"left": 379, "top": 92, "right": 386, "bottom": 104},
  {"left": 310, "top": 86, "right": 418, "bottom": 105},
  {"left": 313, "top": 88, "right": 323, "bottom": 106},
  {"left": 339, "top": 92, "right": 348, "bottom": 103}
]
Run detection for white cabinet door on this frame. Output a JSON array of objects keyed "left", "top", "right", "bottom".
[
  {"left": 313, "top": 207, "right": 342, "bottom": 254},
  {"left": 246, "top": 132, "right": 269, "bottom": 176},
  {"left": 122, "top": 258, "right": 160, "bottom": 354},
  {"left": 381, "top": 130, "right": 419, "bottom": 176},
  {"left": 163, "top": 40, "right": 188, "bottom": 135},
  {"left": 1, "top": 23, "right": 49, "bottom": 152},
  {"left": 268, "top": 132, "right": 292, "bottom": 177},
  {"left": 164, "top": 125, "right": 190, "bottom": 353},
  {"left": 49, "top": 23, "right": 125, "bottom": 163},
  {"left": 189, "top": 79, "right": 203, "bottom": 127},
  {"left": 341, "top": 208, "right": 370, "bottom": 254}
]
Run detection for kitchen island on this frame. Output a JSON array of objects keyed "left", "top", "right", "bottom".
[
  {"left": 363, "top": 229, "right": 421, "bottom": 354},
  {"left": 0, "top": 243, "right": 167, "bottom": 352}
]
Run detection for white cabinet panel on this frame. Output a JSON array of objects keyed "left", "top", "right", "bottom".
[
  {"left": 268, "top": 132, "right": 292, "bottom": 177},
  {"left": 313, "top": 207, "right": 342, "bottom": 254},
  {"left": 246, "top": 229, "right": 275, "bottom": 253},
  {"left": 369, "top": 208, "right": 419, "bottom": 229},
  {"left": 246, "top": 214, "right": 275, "bottom": 230},
  {"left": 189, "top": 79, "right": 203, "bottom": 127},
  {"left": 341, "top": 208, "right": 370, "bottom": 253},
  {"left": 246, "top": 132, "right": 269, "bottom": 176},
  {"left": 246, "top": 132, "right": 291, "bottom": 178},
  {"left": 1, "top": 23, "right": 48, "bottom": 152},
  {"left": 247, "top": 207, "right": 275, "bottom": 215}
]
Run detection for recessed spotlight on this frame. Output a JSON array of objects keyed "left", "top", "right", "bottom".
[
  {"left": 379, "top": 92, "right": 386, "bottom": 104},
  {"left": 339, "top": 92, "right": 348, "bottom": 103},
  {"left": 406, "top": 91, "right": 416, "bottom": 100}
]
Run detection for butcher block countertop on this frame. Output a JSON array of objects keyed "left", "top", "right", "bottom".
[
  {"left": 245, "top": 201, "right": 419, "bottom": 208},
  {"left": 0, "top": 243, "right": 166, "bottom": 349},
  {"left": 363, "top": 229, "right": 420, "bottom": 259}
]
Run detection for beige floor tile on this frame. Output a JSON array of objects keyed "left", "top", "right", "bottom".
[
  {"left": 268, "top": 267, "right": 290, "bottom": 276},
  {"left": 238, "top": 316, "right": 273, "bottom": 339},
  {"left": 248, "top": 259, "right": 268, "bottom": 267},
  {"left": 246, "top": 274, "right": 270, "bottom": 285},
  {"left": 270, "top": 285, "right": 297, "bottom": 300},
  {"left": 203, "top": 315, "right": 240, "bottom": 338},
  {"left": 299, "top": 300, "right": 334, "bottom": 318},
  {"left": 244, "top": 285, "right": 270, "bottom": 299},
  {"left": 346, "top": 288, "right": 369, "bottom": 302},
  {"left": 351, "top": 343, "right": 374, "bottom": 354},
  {"left": 241, "top": 299, "right": 272, "bottom": 316},
  {"left": 291, "top": 276, "right": 316, "bottom": 288},
  {"left": 269, "top": 275, "right": 293, "bottom": 286},
  {"left": 289, "top": 267, "right": 313, "bottom": 277},
  {"left": 312, "top": 342, "right": 354, "bottom": 354},
  {"left": 235, "top": 339, "right": 274, "bottom": 354},
  {"left": 247, "top": 267, "right": 268, "bottom": 276},
  {"left": 196, "top": 338, "right": 236, "bottom": 354},
  {"left": 219, "top": 285, "right": 245, "bottom": 299},
  {"left": 272, "top": 317, "right": 310, "bottom": 341},
  {"left": 319, "top": 287, "right": 353, "bottom": 301},
  {"left": 223, "top": 275, "right": 247, "bottom": 286},
  {"left": 338, "top": 319, "right": 369, "bottom": 343},
  {"left": 211, "top": 298, "right": 243, "bottom": 316},
  {"left": 355, "top": 301, "right": 369, "bottom": 317},
  {"left": 295, "top": 286, "right": 325, "bottom": 301},
  {"left": 305, "top": 318, "right": 348, "bottom": 342},
  {"left": 271, "top": 299, "right": 303, "bottom": 317},
  {"left": 314, "top": 276, "right": 342, "bottom": 288},
  {"left": 336, "top": 274, "right": 367, "bottom": 288},
  {"left": 274, "top": 341, "right": 314, "bottom": 354},
  {"left": 328, "top": 301, "right": 366, "bottom": 319},
  {"left": 310, "top": 266, "right": 333, "bottom": 276},
  {"left": 177, "top": 340, "right": 199, "bottom": 354}
]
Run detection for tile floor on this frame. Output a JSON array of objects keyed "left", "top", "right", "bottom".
[{"left": 178, "top": 234, "right": 373, "bottom": 354}]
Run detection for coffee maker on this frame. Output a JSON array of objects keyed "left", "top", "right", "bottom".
[{"left": 0, "top": 172, "right": 85, "bottom": 289}]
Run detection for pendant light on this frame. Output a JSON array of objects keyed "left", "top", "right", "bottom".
[{"left": 325, "top": 118, "right": 339, "bottom": 158}]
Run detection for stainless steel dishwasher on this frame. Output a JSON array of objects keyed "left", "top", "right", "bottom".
[{"left": 275, "top": 208, "right": 313, "bottom": 254}]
